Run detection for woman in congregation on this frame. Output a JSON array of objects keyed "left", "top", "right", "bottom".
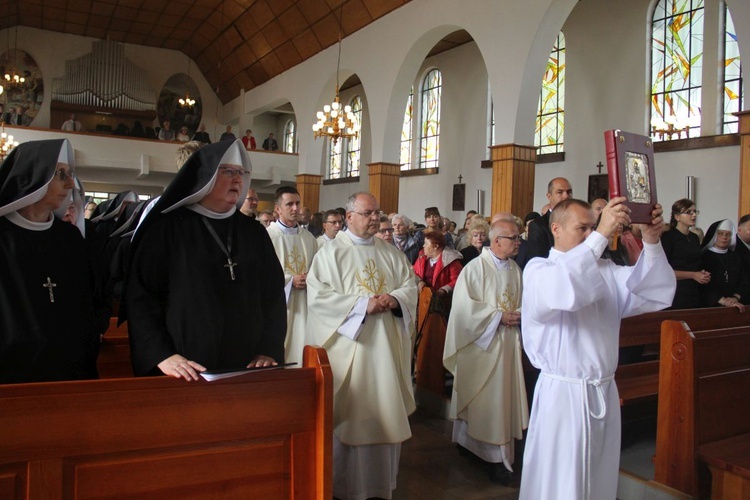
[
  {"left": 414, "top": 206, "right": 455, "bottom": 249},
  {"left": 412, "top": 231, "right": 463, "bottom": 396},
  {"left": 459, "top": 217, "right": 490, "bottom": 265},
  {"left": 0, "top": 139, "right": 100, "bottom": 383},
  {"left": 661, "top": 198, "right": 709, "bottom": 309},
  {"left": 700, "top": 219, "right": 747, "bottom": 311}
]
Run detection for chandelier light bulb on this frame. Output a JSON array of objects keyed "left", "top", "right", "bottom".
[
  {"left": 332, "top": 101, "right": 340, "bottom": 111},
  {"left": 317, "top": 111, "right": 324, "bottom": 119},
  {"left": 327, "top": 127, "right": 334, "bottom": 134},
  {"left": 344, "top": 105, "right": 351, "bottom": 113},
  {"left": 331, "top": 110, "right": 338, "bottom": 118},
  {"left": 324, "top": 105, "right": 331, "bottom": 113}
]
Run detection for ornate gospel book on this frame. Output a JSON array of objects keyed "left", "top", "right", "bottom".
[{"left": 604, "top": 129, "right": 658, "bottom": 224}]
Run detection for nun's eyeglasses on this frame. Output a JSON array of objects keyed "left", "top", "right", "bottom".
[
  {"left": 53, "top": 169, "right": 76, "bottom": 182},
  {"left": 218, "top": 166, "right": 250, "bottom": 178}
]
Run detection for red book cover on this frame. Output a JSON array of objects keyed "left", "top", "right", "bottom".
[{"left": 603, "top": 129, "right": 657, "bottom": 224}]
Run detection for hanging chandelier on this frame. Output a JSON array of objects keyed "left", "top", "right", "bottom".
[
  {"left": 312, "top": 7, "right": 360, "bottom": 146},
  {"left": 0, "top": 125, "right": 19, "bottom": 161},
  {"left": 2, "top": 28, "right": 25, "bottom": 94},
  {"left": 178, "top": 56, "right": 196, "bottom": 108}
]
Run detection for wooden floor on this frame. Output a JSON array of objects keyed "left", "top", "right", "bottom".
[{"left": 394, "top": 409, "right": 520, "bottom": 500}]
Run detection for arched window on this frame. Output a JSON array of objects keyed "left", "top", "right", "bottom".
[
  {"left": 283, "top": 120, "right": 296, "bottom": 153},
  {"left": 328, "top": 138, "right": 342, "bottom": 179},
  {"left": 723, "top": 4, "right": 744, "bottom": 133},
  {"left": 651, "top": 0, "right": 704, "bottom": 139},
  {"left": 346, "top": 96, "right": 362, "bottom": 176},
  {"left": 535, "top": 31, "right": 565, "bottom": 154},
  {"left": 400, "top": 86, "right": 414, "bottom": 170},
  {"left": 419, "top": 69, "right": 441, "bottom": 170}
]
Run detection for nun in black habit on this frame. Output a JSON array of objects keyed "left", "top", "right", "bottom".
[
  {"left": 700, "top": 219, "right": 748, "bottom": 310},
  {"left": 125, "top": 139, "right": 287, "bottom": 380},
  {"left": 0, "top": 139, "right": 99, "bottom": 383}
]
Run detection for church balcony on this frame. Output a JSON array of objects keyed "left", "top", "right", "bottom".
[{"left": 3, "top": 125, "right": 299, "bottom": 198}]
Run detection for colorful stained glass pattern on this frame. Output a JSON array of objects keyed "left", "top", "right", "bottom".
[
  {"left": 723, "top": 5, "right": 743, "bottom": 134},
  {"left": 400, "top": 87, "right": 413, "bottom": 171},
  {"left": 535, "top": 32, "right": 565, "bottom": 155},
  {"left": 284, "top": 120, "right": 296, "bottom": 153},
  {"left": 420, "top": 69, "right": 441, "bottom": 170},
  {"left": 651, "top": 0, "right": 704, "bottom": 140},
  {"left": 347, "top": 96, "right": 362, "bottom": 176},
  {"left": 328, "top": 137, "right": 342, "bottom": 179}
]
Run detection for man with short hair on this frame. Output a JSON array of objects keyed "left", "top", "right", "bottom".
[
  {"left": 376, "top": 215, "right": 395, "bottom": 244},
  {"left": 444, "top": 219, "right": 528, "bottom": 485},
  {"left": 299, "top": 206, "right": 311, "bottom": 229},
  {"left": 219, "top": 125, "right": 236, "bottom": 142},
  {"left": 591, "top": 198, "right": 607, "bottom": 218},
  {"left": 317, "top": 209, "right": 343, "bottom": 246},
  {"left": 267, "top": 186, "right": 317, "bottom": 365},
  {"left": 262, "top": 132, "right": 278, "bottom": 151},
  {"left": 61, "top": 113, "right": 82, "bottom": 132},
  {"left": 519, "top": 197, "right": 676, "bottom": 500},
  {"left": 157, "top": 120, "right": 175, "bottom": 141},
  {"left": 307, "top": 192, "right": 417, "bottom": 500},
  {"left": 258, "top": 210, "right": 274, "bottom": 228},
  {"left": 516, "top": 177, "right": 572, "bottom": 269},
  {"left": 240, "top": 188, "right": 259, "bottom": 218}
]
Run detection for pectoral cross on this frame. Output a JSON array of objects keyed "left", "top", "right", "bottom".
[
  {"left": 225, "top": 258, "right": 238, "bottom": 281},
  {"left": 43, "top": 277, "right": 57, "bottom": 303}
]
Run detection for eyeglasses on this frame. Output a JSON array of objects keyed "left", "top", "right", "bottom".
[
  {"left": 218, "top": 166, "right": 250, "bottom": 178},
  {"left": 351, "top": 210, "right": 379, "bottom": 219},
  {"left": 53, "top": 169, "right": 76, "bottom": 182},
  {"left": 680, "top": 210, "right": 700, "bottom": 216},
  {"left": 496, "top": 235, "right": 522, "bottom": 243},
  {"left": 325, "top": 219, "right": 343, "bottom": 225},
  {"left": 245, "top": 197, "right": 259, "bottom": 202},
  {"left": 378, "top": 228, "right": 394, "bottom": 234}
]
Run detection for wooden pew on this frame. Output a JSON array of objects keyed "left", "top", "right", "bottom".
[
  {"left": 0, "top": 345, "right": 333, "bottom": 499},
  {"left": 615, "top": 307, "right": 750, "bottom": 407},
  {"left": 97, "top": 318, "right": 133, "bottom": 378},
  {"left": 653, "top": 321, "right": 750, "bottom": 497}
]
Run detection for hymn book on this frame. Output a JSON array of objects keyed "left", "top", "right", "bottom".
[
  {"left": 200, "top": 363, "right": 297, "bottom": 381},
  {"left": 604, "top": 129, "right": 658, "bottom": 224}
]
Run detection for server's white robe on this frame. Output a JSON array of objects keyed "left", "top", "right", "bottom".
[
  {"left": 443, "top": 248, "right": 528, "bottom": 467},
  {"left": 519, "top": 232, "right": 675, "bottom": 500},
  {"left": 267, "top": 221, "right": 317, "bottom": 365},
  {"left": 307, "top": 230, "right": 417, "bottom": 500}
]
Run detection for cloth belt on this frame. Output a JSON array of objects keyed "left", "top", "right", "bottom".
[{"left": 541, "top": 371, "right": 614, "bottom": 500}]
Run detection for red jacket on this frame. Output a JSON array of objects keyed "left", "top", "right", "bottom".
[{"left": 413, "top": 247, "right": 463, "bottom": 293}]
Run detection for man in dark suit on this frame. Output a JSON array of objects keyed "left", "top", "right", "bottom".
[
  {"left": 516, "top": 177, "right": 572, "bottom": 269},
  {"left": 736, "top": 214, "right": 750, "bottom": 304}
]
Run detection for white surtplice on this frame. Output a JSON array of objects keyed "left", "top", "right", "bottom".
[
  {"left": 520, "top": 232, "right": 675, "bottom": 500},
  {"left": 267, "top": 221, "right": 317, "bottom": 365}
]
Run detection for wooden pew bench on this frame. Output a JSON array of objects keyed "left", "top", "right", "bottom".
[
  {"left": 615, "top": 307, "right": 749, "bottom": 407},
  {"left": 0, "top": 345, "right": 333, "bottom": 500},
  {"left": 97, "top": 317, "right": 133, "bottom": 378},
  {"left": 653, "top": 321, "right": 750, "bottom": 497}
]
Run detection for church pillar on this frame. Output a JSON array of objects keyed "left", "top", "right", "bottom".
[
  {"left": 368, "top": 162, "right": 401, "bottom": 214},
  {"left": 736, "top": 111, "right": 750, "bottom": 218},
  {"left": 489, "top": 144, "right": 537, "bottom": 218},
  {"left": 295, "top": 174, "right": 322, "bottom": 213}
]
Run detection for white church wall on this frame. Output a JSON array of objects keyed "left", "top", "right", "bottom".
[{"left": 532, "top": 0, "right": 743, "bottom": 225}]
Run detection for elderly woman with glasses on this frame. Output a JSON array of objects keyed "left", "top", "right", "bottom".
[
  {"left": 661, "top": 198, "right": 709, "bottom": 309},
  {"left": 700, "top": 219, "right": 748, "bottom": 311},
  {"left": 0, "top": 139, "right": 100, "bottom": 383},
  {"left": 125, "top": 140, "right": 286, "bottom": 380}
]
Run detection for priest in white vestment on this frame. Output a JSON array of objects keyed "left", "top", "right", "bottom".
[
  {"left": 307, "top": 192, "right": 418, "bottom": 500},
  {"left": 267, "top": 186, "right": 317, "bottom": 365},
  {"left": 443, "top": 219, "right": 529, "bottom": 485},
  {"left": 520, "top": 198, "right": 676, "bottom": 500}
]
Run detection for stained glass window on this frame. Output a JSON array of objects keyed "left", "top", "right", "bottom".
[
  {"left": 535, "top": 32, "right": 565, "bottom": 154},
  {"left": 419, "top": 69, "right": 441, "bottom": 170},
  {"left": 284, "top": 120, "right": 296, "bottom": 153},
  {"left": 723, "top": 4, "right": 743, "bottom": 134},
  {"left": 328, "top": 138, "right": 342, "bottom": 179},
  {"left": 651, "top": 0, "right": 704, "bottom": 140},
  {"left": 347, "top": 96, "right": 362, "bottom": 176},
  {"left": 400, "top": 86, "right": 413, "bottom": 171}
]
